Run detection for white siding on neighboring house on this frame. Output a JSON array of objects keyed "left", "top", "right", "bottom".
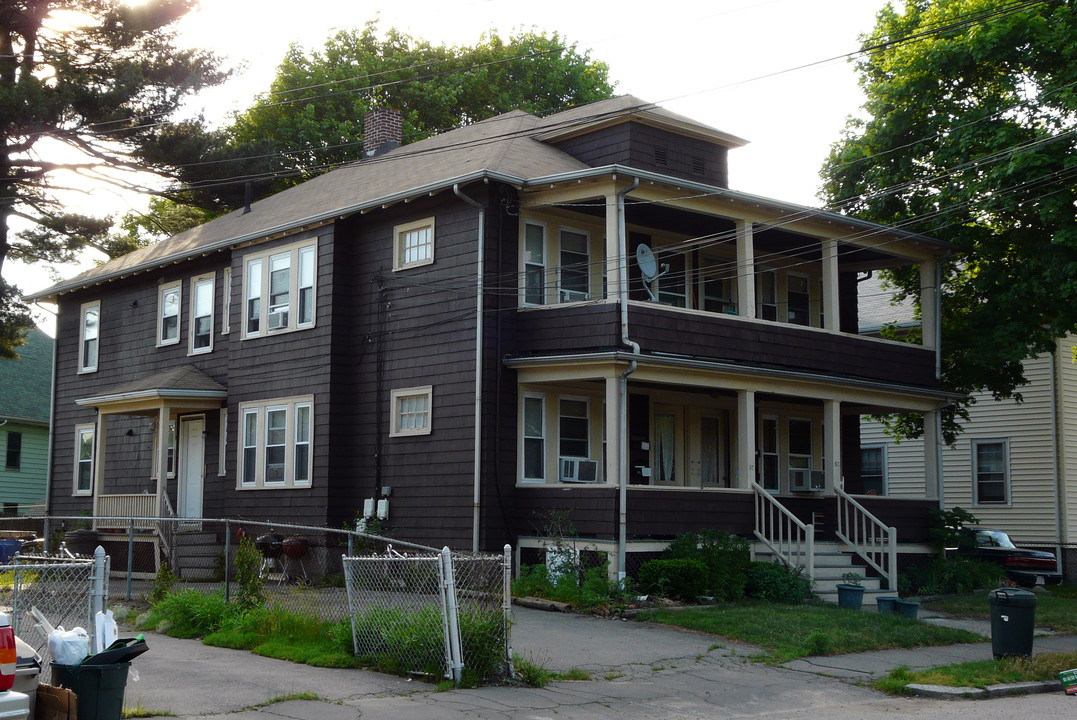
[
  {"left": 1056, "top": 337, "right": 1077, "bottom": 545},
  {"left": 861, "top": 353, "right": 1060, "bottom": 544}
]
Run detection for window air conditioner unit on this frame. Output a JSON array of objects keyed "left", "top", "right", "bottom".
[
  {"left": 267, "top": 309, "right": 289, "bottom": 330},
  {"left": 559, "top": 289, "right": 589, "bottom": 303},
  {"left": 559, "top": 457, "right": 599, "bottom": 483},
  {"left": 790, "top": 468, "right": 825, "bottom": 492}
]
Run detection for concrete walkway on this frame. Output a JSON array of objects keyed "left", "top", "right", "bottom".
[{"left": 102, "top": 604, "right": 1077, "bottom": 719}]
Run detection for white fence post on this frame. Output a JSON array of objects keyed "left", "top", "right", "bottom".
[
  {"left": 440, "top": 547, "right": 464, "bottom": 686},
  {"left": 92, "top": 546, "right": 107, "bottom": 652},
  {"left": 502, "top": 544, "right": 514, "bottom": 677}
]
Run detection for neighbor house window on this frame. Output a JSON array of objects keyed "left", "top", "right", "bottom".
[
  {"left": 237, "top": 395, "right": 314, "bottom": 489},
  {"left": 157, "top": 281, "right": 181, "bottom": 346},
  {"left": 189, "top": 273, "right": 214, "bottom": 354},
  {"left": 860, "top": 445, "right": 887, "bottom": 495},
  {"left": 4, "top": 432, "right": 21, "bottom": 470},
  {"left": 522, "top": 394, "right": 545, "bottom": 482},
  {"left": 973, "top": 439, "right": 1009, "bottom": 504},
  {"left": 242, "top": 240, "right": 318, "bottom": 338},
  {"left": 390, "top": 386, "right": 432, "bottom": 437},
  {"left": 558, "top": 229, "right": 589, "bottom": 302},
  {"left": 701, "top": 265, "right": 735, "bottom": 314},
  {"left": 523, "top": 222, "right": 546, "bottom": 305},
  {"left": 558, "top": 398, "right": 588, "bottom": 458},
  {"left": 394, "top": 218, "right": 435, "bottom": 270},
  {"left": 79, "top": 301, "right": 100, "bottom": 373},
  {"left": 759, "top": 416, "right": 779, "bottom": 491},
  {"left": 756, "top": 271, "right": 777, "bottom": 321},
  {"left": 74, "top": 424, "right": 94, "bottom": 495},
  {"left": 787, "top": 274, "right": 811, "bottom": 326},
  {"left": 657, "top": 248, "right": 686, "bottom": 307},
  {"left": 222, "top": 267, "right": 231, "bottom": 334}
]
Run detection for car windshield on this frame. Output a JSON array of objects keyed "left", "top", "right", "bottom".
[{"left": 975, "top": 530, "right": 1016, "bottom": 549}]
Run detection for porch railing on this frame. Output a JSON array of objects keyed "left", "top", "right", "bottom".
[
  {"left": 752, "top": 481, "right": 814, "bottom": 580},
  {"left": 835, "top": 486, "right": 897, "bottom": 590},
  {"left": 93, "top": 495, "right": 158, "bottom": 530}
]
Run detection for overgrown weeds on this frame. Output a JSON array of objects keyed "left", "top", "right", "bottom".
[{"left": 876, "top": 651, "right": 1077, "bottom": 693}]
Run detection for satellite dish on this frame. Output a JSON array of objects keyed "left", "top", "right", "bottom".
[{"left": 637, "top": 244, "right": 658, "bottom": 281}]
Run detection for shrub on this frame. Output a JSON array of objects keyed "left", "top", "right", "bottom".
[
  {"left": 638, "top": 558, "right": 708, "bottom": 600},
  {"left": 152, "top": 589, "right": 231, "bottom": 637},
  {"left": 745, "top": 561, "right": 812, "bottom": 603},
  {"left": 149, "top": 561, "right": 176, "bottom": 606},
  {"left": 512, "top": 564, "right": 555, "bottom": 599},
  {"left": 233, "top": 534, "right": 265, "bottom": 609},
  {"left": 664, "top": 530, "right": 751, "bottom": 600},
  {"left": 902, "top": 557, "right": 1003, "bottom": 595}
]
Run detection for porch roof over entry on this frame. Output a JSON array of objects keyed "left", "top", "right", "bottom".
[{"left": 75, "top": 366, "right": 227, "bottom": 414}]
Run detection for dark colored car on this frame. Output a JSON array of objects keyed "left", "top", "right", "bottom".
[{"left": 954, "top": 528, "right": 1062, "bottom": 587}]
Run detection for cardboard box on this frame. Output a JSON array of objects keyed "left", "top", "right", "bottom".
[{"left": 35, "top": 684, "right": 76, "bottom": 720}]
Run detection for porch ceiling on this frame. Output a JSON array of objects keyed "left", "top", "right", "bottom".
[{"left": 76, "top": 365, "right": 226, "bottom": 415}]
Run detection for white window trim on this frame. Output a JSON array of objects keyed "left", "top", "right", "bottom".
[
  {"left": 390, "top": 386, "right": 433, "bottom": 437},
  {"left": 78, "top": 300, "right": 100, "bottom": 374},
  {"left": 222, "top": 267, "right": 232, "bottom": 335},
  {"left": 188, "top": 272, "right": 215, "bottom": 355},
  {"left": 557, "top": 226, "right": 591, "bottom": 303},
  {"left": 520, "top": 392, "right": 546, "bottom": 483},
  {"left": 236, "top": 395, "right": 314, "bottom": 489},
  {"left": 242, "top": 239, "right": 318, "bottom": 339},
  {"left": 74, "top": 424, "right": 94, "bottom": 496},
  {"left": 393, "top": 217, "right": 436, "bottom": 271},
  {"left": 859, "top": 443, "right": 888, "bottom": 495},
  {"left": 972, "top": 438, "right": 1010, "bottom": 506},
  {"left": 157, "top": 281, "right": 181, "bottom": 347},
  {"left": 218, "top": 409, "right": 227, "bottom": 476},
  {"left": 522, "top": 220, "right": 548, "bottom": 307}
]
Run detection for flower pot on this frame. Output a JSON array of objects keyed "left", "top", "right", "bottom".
[
  {"left": 876, "top": 596, "right": 899, "bottom": 614},
  {"left": 894, "top": 599, "right": 920, "bottom": 619},
  {"left": 836, "top": 584, "right": 865, "bottom": 610}
]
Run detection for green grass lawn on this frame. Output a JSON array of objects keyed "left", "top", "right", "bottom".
[
  {"left": 922, "top": 586, "right": 1077, "bottom": 634},
  {"left": 636, "top": 602, "right": 984, "bottom": 664},
  {"left": 875, "top": 651, "right": 1077, "bottom": 694}
]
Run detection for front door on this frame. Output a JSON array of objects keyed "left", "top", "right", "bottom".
[{"left": 178, "top": 416, "right": 205, "bottom": 519}]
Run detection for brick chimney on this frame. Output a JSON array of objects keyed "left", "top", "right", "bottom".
[{"left": 363, "top": 108, "right": 402, "bottom": 158}]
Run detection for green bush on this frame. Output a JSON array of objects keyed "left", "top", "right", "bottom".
[
  {"left": 745, "top": 561, "right": 812, "bottom": 603},
  {"left": 638, "top": 558, "right": 708, "bottom": 600},
  {"left": 512, "top": 564, "right": 555, "bottom": 599},
  {"left": 233, "top": 534, "right": 266, "bottom": 609},
  {"left": 664, "top": 530, "right": 751, "bottom": 600},
  {"left": 901, "top": 557, "right": 1003, "bottom": 595},
  {"left": 152, "top": 589, "right": 231, "bottom": 637}
]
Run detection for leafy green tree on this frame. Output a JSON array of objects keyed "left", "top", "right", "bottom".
[
  {"left": 821, "top": 0, "right": 1077, "bottom": 441},
  {"left": 0, "top": 0, "right": 226, "bottom": 355}
]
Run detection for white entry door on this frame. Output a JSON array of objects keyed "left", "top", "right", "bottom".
[{"left": 178, "top": 416, "right": 205, "bottom": 519}]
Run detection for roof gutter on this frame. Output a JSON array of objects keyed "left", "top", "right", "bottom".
[{"left": 75, "top": 389, "right": 228, "bottom": 406}]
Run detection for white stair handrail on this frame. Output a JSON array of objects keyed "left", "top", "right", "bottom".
[
  {"left": 835, "top": 486, "right": 897, "bottom": 590},
  {"left": 751, "top": 481, "right": 814, "bottom": 581}
]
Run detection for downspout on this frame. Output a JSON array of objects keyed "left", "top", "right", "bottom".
[
  {"left": 616, "top": 178, "right": 639, "bottom": 583},
  {"left": 455, "top": 183, "right": 485, "bottom": 553},
  {"left": 1050, "top": 348, "right": 1065, "bottom": 569},
  {"left": 43, "top": 314, "right": 58, "bottom": 546}
]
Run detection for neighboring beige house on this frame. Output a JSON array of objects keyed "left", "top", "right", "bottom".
[{"left": 860, "top": 277, "right": 1074, "bottom": 579}]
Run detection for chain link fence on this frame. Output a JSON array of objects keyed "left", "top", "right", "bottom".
[{"left": 0, "top": 552, "right": 108, "bottom": 684}]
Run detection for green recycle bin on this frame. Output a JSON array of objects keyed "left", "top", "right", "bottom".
[
  {"left": 50, "top": 661, "right": 130, "bottom": 720},
  {"left": 988, "top": 587, "right": 1037, "bottom": 659}
]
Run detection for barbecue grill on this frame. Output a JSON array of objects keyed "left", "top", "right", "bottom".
[
  {"left": 282, "top": 536, "right": 311, "bottom": 585},
  {"left": 254, "top": 533, "right": 285, "bottom": 580}
]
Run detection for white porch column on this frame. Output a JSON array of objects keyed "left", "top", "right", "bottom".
[
  {"left": 605, "top": 192, "right": 622, "bottom": 299},
  {"left": 920, "top": 259, "right": 938, "bottom": 351},
  {"left": 822, "top": 238, "right": 840, "bottom": 332},
  {"left": 823, "top": 400, "right": 841, "bottom": 492},
  {"left": 736, "top": 390, "right": 756, "bottom": 487},
  {"left": 736, "top": 220, "right": 756, "bottom": 319},
  {"left": 604, "top": 376, "right": 621, "bottom": 487},
  {"left": 924, "top": 409, "right": 941, "bottom": 502},
  {"left": 92, "top": 412, "right": 107, "bottom": 517},
  {"left": 156, "top": 406, "right": 170, "bottom": 517}
]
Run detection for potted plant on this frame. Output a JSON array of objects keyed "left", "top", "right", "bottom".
[{"left": 836, "top": 572, "right": 865, "bottom": 610}]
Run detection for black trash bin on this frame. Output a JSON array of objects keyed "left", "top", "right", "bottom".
[
  {"left": 988, "top": 587, "right": 1037, "bottom": 658},
  {"left": 51, "top": 661, "right": 130, "bottom": 720}
]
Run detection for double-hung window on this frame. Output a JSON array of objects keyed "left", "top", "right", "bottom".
[
  {"left": 394, "top": 218, "right": 435, "bottom": 270},
  {"left": 787, "top": 274, "right": 811, "bottom": 326},
  {"left": 157, "top": 282, "right": 181, "bottom": 346},
  {"left": 759, "top": 416, "right": 779, "bottom": 491},
  {"left": 973, "top": 439, "right": 1009, "bottom": 504},
  {"left": 74, "top": 424, "right": 94, "bottom": 495},
  {"left": 5, "top": 432, "right": 21, "bottom": 470},
  {"left": 756, "top": 271, "right": 777, "bottom": 321},
  {"left": 222, "top": 267, "right": 232, "bottom": 334},
  {"left": 238, "top": 396, "right": 314, "bottom": 489},
  {"left": 860, "top": 445, "right": 887, "bottom": 495},
  {"left": 657, "top": 249, "right": 686, "bottom": 307},
  {"left": 190, "top": 273, "right": 214, "bottom": 354},
  {"left": 558, "top": 398, "right": 588, "bottom": 458},
  {"left": 79, "top": 301, "right": 100, "bottom": 373},
  {"left": 243, "top": 240, "right": 317, "bottom": 338},
  {"left": 390, "top": 386, "right": 433, "bottom": 437},
  {"left": 523, "top": 222, "right": 546, "bottom": 305},
  {"left": 522, "top": 394, "right": 545, "bottom": 482},
  {"left": 558, "top": 229, "right": 589, "bottom": 302}
]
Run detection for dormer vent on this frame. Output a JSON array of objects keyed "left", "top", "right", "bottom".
[{"left": 653, "top": 146, "right": 668, "bottom": 166}]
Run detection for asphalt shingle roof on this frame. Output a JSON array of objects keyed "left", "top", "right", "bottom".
[
  {"left": 84, "top": 366, "right": 226, "bottom": 400},
  {"left": 0, "top": 328, "right": 53, "bottom": 423}
]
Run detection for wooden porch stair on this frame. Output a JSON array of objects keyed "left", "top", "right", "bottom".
[{"left": 171, "top": 529, "right": 223, "bottom": 581}]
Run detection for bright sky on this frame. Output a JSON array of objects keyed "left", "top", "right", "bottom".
[{"left": 11, "top": 0, "right": 893, "bottom": 332}]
